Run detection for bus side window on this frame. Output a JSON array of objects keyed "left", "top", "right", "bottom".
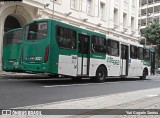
[
  {"left": 91, "top": 35, "right": 106, "bottom": 54},
  {"left": 108, "top": 39, "right": 119, "bottom": 57},
  {"left": 56, "top": 26, "right": 76, "bottom": 50},
  {"left": 138, "top": 47, "right": 143, "bottom": 60},
  {"left": 130, "top": 45, "right": 138, "bottom": 59},
  {"left": 143, "top": 49, "right": 150, "bottom": 60}
]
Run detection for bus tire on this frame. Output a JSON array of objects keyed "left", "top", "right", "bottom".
[
  {"left": 94, "top": 66, "right": 107, "bottom": 83},
  {"left": 140, "top": 69, "right": 147, "bottom": 80}
]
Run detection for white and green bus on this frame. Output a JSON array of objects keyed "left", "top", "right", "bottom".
[{"left": 22, "top": 19, "right": 155, "bottom": 82}]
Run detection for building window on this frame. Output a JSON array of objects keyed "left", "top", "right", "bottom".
[
  {"left": 123, "top": 13, "right": 127, "bottom": 28},
  {"left": 71, "top": 0, "right": 76, "bottom": 9},
  {"left": 100, "top": 2, "right": 105, "bottom": 20},
  {"left": 87, "top": 0, "right": 92, "bottom": 15},
  {"left": 114, "top": 8, "right": 118, "bottom": 25},
  {"left": 131, "top": 17, "right": 135, "bottom": 31}
]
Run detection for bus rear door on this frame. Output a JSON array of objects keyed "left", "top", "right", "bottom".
[
  {"left": 120, "top": 44, "right": 129, "bottom": 76},
  {"left": 78, "top": 33, "right": 90, "bottom": 76}
]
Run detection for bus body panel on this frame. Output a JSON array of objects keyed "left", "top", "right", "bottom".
[
  {"left": 58, "top": 55, "right": 77, "bottom": 76},
  {"left": 21, "top": 19, "right": 155, "bottom": 80},
  {"left": 22, "top": 20, "right": 52, "bottom": 73},
  {"left": 106, "top": 56, "right": 120, "bottom": 76},
  {"left": 129, "top": 59, "right": 143, "bottom": 76}
]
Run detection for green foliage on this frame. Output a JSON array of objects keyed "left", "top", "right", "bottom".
[
  {"left": 144, "top": 22, "right": 160, "bottom": 45},
  {"left": 144, "top": 22, "right": 160, "bottom": 60}
]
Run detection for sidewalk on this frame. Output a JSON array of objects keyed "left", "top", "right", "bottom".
[{"left": 1, "top": 87, "right": 159, "bottom": 118}]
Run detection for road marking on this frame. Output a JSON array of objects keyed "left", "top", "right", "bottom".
[
  {"left": 43, "top": 82, "right": 119, "bottom": 88},
  {"left": 146, "top": 94, "right": 159, "bottom": 97}
]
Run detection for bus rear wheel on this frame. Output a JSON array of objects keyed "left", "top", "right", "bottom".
[
  {"left": 94, "top": 66, "right": 107, "bottom": 83},
  {"left": 140, "top": 70, "right": 147, "bottom": 80}
]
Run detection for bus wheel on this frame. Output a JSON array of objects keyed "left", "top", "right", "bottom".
[
  {"left": 140, "top": 70, "right": 147, "bottom": 80},
  {"left": 94, "top": 66, "right": 107, "bottom": 83}
]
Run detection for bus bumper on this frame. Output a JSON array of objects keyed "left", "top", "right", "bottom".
[
  {"left": 2, "top": 65, "right": 23, "bottom": 72},
  {"left": 22, "top": 63, "right": 50, "bottom": 73}
]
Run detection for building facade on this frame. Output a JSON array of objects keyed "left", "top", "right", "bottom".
[
  {"left": 139, "top": 0, "right": 160, "bottom": 36},
  {"left": 0, "top": 0, "right": 139, "bottom": 71}
]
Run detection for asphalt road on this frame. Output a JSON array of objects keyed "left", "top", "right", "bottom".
[{"left": 0, "top": 75, "right": 160, "bottom": 109}]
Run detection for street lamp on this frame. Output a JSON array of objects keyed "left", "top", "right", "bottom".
[{"left": 50, "top": 0, "right": 54, "bottom": 19}]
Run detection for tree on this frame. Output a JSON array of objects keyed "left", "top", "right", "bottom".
[
  {"left": 144, "top": 22, "right": 160, "bottom": 68},
  {"left": 144, "top": 22, "right": 160, "bottom": 45}
]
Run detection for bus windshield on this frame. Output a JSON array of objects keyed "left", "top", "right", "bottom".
[
  {"left": 25, "top": 22, "right": 48, "bottom": 40},
  {"left": 3, "top": 29, "right": 22, "bottom": 46}
]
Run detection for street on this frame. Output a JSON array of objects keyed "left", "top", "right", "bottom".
[{"left": 0, "top": 75, "right": 160, "bottom": 109}]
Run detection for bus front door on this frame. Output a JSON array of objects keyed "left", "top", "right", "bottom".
[
  {"left": 78, "top": 34, "right": 90, "bottom": 76},
  {"left": 120, "top": 44, "right": 129, "bottom": 76}
]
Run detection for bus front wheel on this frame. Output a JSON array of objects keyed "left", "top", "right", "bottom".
[{"left": 94, "top": 66, "right": 107, "bottom": 83}]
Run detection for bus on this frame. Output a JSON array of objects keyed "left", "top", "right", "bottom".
[
  {"left": 21, "top": 19, "right": 155, "bottom": 82},
  {"left": 2, "top": 28, "right": 23, "bottom": 72}
]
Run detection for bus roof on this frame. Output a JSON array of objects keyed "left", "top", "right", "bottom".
[{"left": 24, "top": 19, "right": 106, "bottom": 38}]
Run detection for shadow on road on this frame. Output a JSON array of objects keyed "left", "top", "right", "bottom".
[{"left": 1, "top": 74, "right": 151, "bottom": 86}]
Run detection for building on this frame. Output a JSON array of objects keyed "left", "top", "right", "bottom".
[
  {"left": 0, "top": 0, "right": 139, "bottom": 71},
  {"left": 139, "top": 0, "right": 160, "bottom": 36}
]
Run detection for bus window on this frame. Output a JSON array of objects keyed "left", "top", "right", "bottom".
[
  {"left": 3, "top": 30, "right": 22, "bottom": 46},
  {"left": 56, "top": 26, "right": 76, "bottom": 50},
  {"left": 121, "top": 45, "right": 127, "bottom": 59},
  {"left": 130, "top": 45, "right": 137, "bottom": 59},
  {"left": 138, "top": 47, "right": 143, "bottom": 60},
  {"left": 107, "top": 39, "right": 119, "bottom": 56},
  {"left": 92, "top": 35, "right": 106, "bottom": 53},
  {"left": 25, "top": 22, "right": 47, "bottom": 40},
  {"left": 144, "top": 49, "right": 150, "bottom": 60}
]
